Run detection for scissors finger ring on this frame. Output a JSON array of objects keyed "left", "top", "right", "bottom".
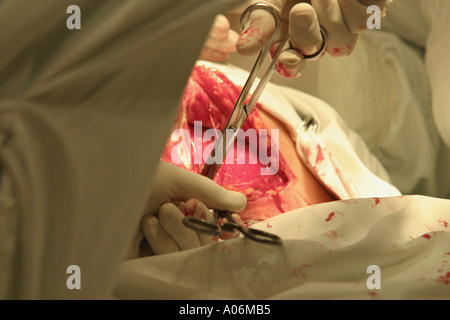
[{"left": 240, "top": 2, "right": 328, "bottom": 60}]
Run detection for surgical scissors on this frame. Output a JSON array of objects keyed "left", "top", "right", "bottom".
[
  {"left": 183, "top": 3, "right": 328, "bottom": 245},
  {"left": 201, "top": 2, "right": 328, "bottom": 179},
  {"left": 184, "top": 209, "right": 283, "bottom": 245}
]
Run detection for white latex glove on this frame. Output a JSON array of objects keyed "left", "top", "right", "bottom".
[
  {"left": 141, "top": 199, "right": 216, "bottom": 255},
  {"left": 200, "top": 14, "right": 240, "bottom": 62},
  {"left": 235, "top": 0, "right": 393, "bottom": 77},
  {"left": 129, "top": 161, "right": 247, "bottom": 257},
  {"left": 141, "top": 199, "right": 243, "bottom": 255}
]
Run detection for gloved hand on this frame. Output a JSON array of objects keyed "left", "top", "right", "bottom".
[
  {"left": 141, "top": 199, "right": 217, "bottom": 255},
  {"left": 141, "top": 199, "right": 243, "bottom": 255},
  {"left": 200, "top": 14, "right": 240, "bottom": 62},
  {"left": 128, "top": 161, "right": 247, "bottom": 257},
  {"left": 236, "top": 0, "right": 393, "bottom": 77}
]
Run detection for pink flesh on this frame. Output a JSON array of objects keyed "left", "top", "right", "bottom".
[{"left": 161, "top": 65, "right": 295, "bottom": 222}]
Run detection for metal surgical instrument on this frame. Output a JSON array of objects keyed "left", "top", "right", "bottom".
[{"left": 182, "top": 2, "right": 328, "bottom": 245}]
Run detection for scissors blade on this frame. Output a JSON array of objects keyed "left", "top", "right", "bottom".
[
  {"left": 200, "top": 2, "right": 291, "bottom": 180},
  {"left": 200, "top": 86, "right": 252, "bottom": 179},
  {"left": 200, "top": 120, "right": 244, "bottom": 179},
  {"left": 200, "top": 38, "right": 289, "bottom": 180}
]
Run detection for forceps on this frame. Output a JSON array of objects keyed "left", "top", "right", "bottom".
[{"left": 183, "top": 3, "right": 327, "bottom": 245}]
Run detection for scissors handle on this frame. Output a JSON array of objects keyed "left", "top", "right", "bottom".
[
  {"left": 238, "top": 226, "right": 283, "bottom": 245},
  {"left": 218, "top": 211, "right": 282, "bottom": 246},
  {"left": 183, "top": 216, "right": 222, "bottom": 236}
]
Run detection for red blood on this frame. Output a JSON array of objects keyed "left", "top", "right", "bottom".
[
  {"left": 289, "top": 264, "right": 311, "bottom": 279},
  {"left": 275, "top": 62, "right": 290, "bottom": 78},
  {"left": 315, "top": 144, "right": 324, "bottom": 165},
  {"left": 332, "top": 48, "right": 340, "bottom": 54},
  {"left": 161, "top": 65, "right": 335, "bottom": 223},
  {"left": 325, "top": 212, "right": 336, "bottom": 222},
  {"left": 182, "top": 199, "right": 207, "bottom": 219},
  {"left": 439, "top": 219, "right": 449, "bottom": 228},
  {"left": 236, "top": 20, "right": 266, "bottom": 47},
  {"left": 374, "top": 198, "right": 380, "bottom": 205},
  {"left": 421, "top": 234, "right": 431, "bottom": 239},
  {"left": 323, "top": 230, "right": 338, "bottom": 240},
  {"left": 435, "top": 272, "right": 450, "bottom": 285},
  {"left": 183, "top": 202, "right": 197, "bottom": 217}
]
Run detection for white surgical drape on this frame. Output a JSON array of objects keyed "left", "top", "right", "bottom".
[
  {"left": 113, "top": 62, "right": 450, "bottom": 301},
  {"left": 317, "top": 0, "right": 450, "bottom": 198}
]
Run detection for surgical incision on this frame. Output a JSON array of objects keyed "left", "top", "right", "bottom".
[{"left": 161, "top": 65, "right": 335, "bottom": 224}]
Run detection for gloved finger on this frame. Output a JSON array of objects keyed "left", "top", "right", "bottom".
[
  {"left": 167, "top": 163, "right": 247, "bottom": 213},
  {"left": 200, "top": 14, "right": 238, "bottom": 62},
  {"left": 200, "top": 47, "right": 230, "bottom": 62},
  {"left": 311, "top": 0, "right": 358, "bottom": 57},
  {"left": 236, "top": 6, "right": 278, "bottom": 56},
  {"left": 209, "top": 14, "right": 232, "bottom": 40},
  {"left": 178, "top": 199, "right": 218, "bottom": 246},
  {"left": 288, "top": 3, "right": 324, "bottom": 57},
  {"left": 275, "top": 48, "right": 305, "bottom": 78},
  {"left": 220, "top": 213, "right": 243, "bottom": 240},
  {"left": 159, "top": 202, "right": 202, "bottom": 251},
  {"left": 141, "top": 214, "right": 179, "bottom": 255},
  {"left": 175, "top": 175, "right": 247, "bottom": 214},
  {"left": 337, "top": 0, "right": 371, "bottom": 34},
  {"left": 203, "top": 29, "right": 239, "bottom": 54},
  {"left": 146, "top": 162, "right": 247, "bottom": 214}
]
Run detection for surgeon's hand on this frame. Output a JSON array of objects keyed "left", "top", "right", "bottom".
[
  {"left": 200, "top": 14, "right": 240, "bottom": 62},
  {"left": 141, "top": 199, "right": 217, "bottom": 255},
  {"left": 127, "top": 161, "right": 247, "bottom": 258},
  {"left": 140, "top": 199, "right": 243, "bottom": 256},
  {"left": 235, "top": 0, "right": 393, "bottom": 77}
]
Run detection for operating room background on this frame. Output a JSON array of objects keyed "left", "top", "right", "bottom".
[
  {"left": 226, "top": 0, "right": 425, "bottom": 111},
  {"left": 221, "top": 0, "right": 450, "bottom": 199}
]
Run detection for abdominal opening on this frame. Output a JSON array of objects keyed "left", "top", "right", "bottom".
[{"left": 161, "top": 64, "right": 313, "bottom": 223}]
